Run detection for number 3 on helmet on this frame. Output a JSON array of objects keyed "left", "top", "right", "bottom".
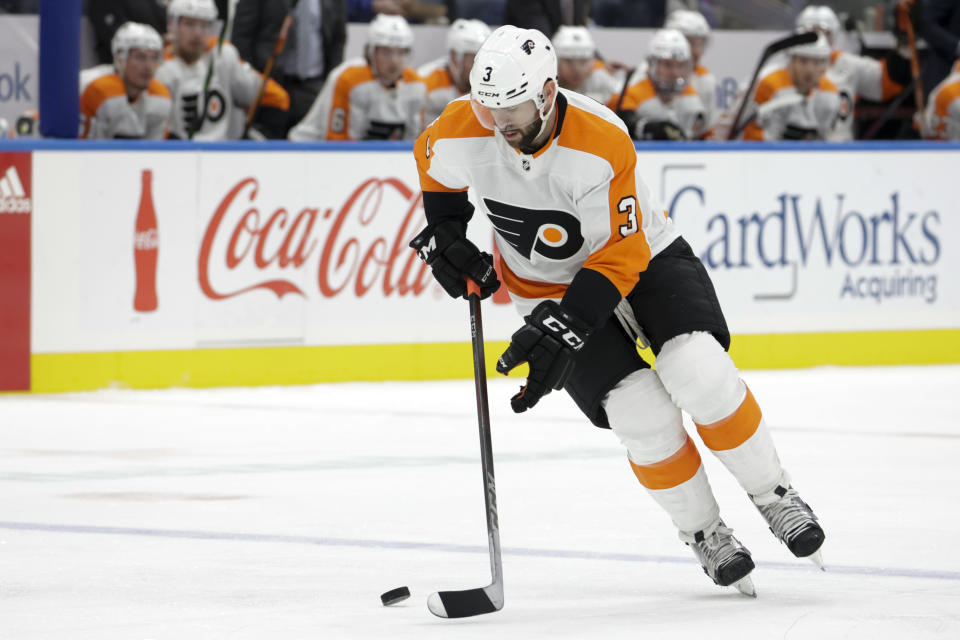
[{"left": 468, "top": 25, "right": 558, "bottom": 130}]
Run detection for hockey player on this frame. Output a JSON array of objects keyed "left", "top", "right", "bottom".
[
  {"left": 289, "top": 14, "right": 427, "bottom": 141},
  {"left": 664, "top": 9, "right": 718, "bottom": 129},
  {"left": 925, "top": 60, "right": 960, "bottom": 140},
  {"left": 80, "top": 22, "right": 171, "bottom": 140},
  {"left": 418, "top": 19, "right": 491, "bottom": 124},
  {"left": 795, "top": 5, "right": 910, "bottom": 140},
  {"left": 156, "top": 0, "right": 290, "bottom": 140},
  {"left": 610, "top": 29, "right": 706, "bottom": 140},
  {"left": 552, "top": 26, "right": 620, "bottom": 106},
  {"left": 740, "top": 33, "right": 840, "bottom": 141},
  {"left": 410, "top": 25, "right": 825, "bottom": 596}
]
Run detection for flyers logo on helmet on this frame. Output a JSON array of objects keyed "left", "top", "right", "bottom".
[
  {"left": 484, "top": 198, "right": 584, "bottom": 260},
  {"left": 521, "top": 39, "right": 535, "bottom": 55}
]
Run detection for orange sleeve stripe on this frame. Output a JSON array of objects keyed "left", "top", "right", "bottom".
[
  {"left": 498, "top": 258, "right": 567, "bottom": 299},
  {"left": 754, "top": 69, "right": 792, "bottom": 105},
  {"left": 742, "top": 120, "right": 764, "bottom": 141},
  {"left": 878, "top": 59, "right": 904, "bottom": 101},
  {"left": 629, "top": 435, "right": 702, "bottom": 490},
  {"left": 327, "top": 64, "right": 375, "bottom": 140},
  {"left": 261, "top": 76, "right": 290, "bottom": 110},
  {"left": 695, "top": 385, "right": 761, "bottom": 451},
  {"left": 559, "top": 105, "right": 651, "bottom": 295}
]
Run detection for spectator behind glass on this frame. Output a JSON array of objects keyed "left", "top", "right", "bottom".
[
  {"left": 232, "top": 0, "right": 347, "bottom": 136},
  {"left": 347, "top": 0, "right": 447, "bottom": 23},
  {"left": 88, "top": 0, "right": 167, "bottom": 65},
  {"left": 921, "top": 0, "right": 960, "bottom": 99},
  {"left": 503, "top": 0, "right": 591, "bottom": 35},
  {"left": 592, "top": 0, "right": 664, "bottom": 28}
]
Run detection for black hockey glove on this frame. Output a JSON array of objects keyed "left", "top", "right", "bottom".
[
  {"left": 641, "top": 120, "right": 687, "bottom": 141},
  {"left": 409, "top": 221, "right": 500, "bottom": 300},
  {"left": 496, "top": 300, "right": 592, "bottom": 413}
]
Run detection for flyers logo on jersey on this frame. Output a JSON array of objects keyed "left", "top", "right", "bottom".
[{"left": 484, "top": 198, "right": 584, "bottom": 261}]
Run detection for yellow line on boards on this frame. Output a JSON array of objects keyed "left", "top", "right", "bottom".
[{"left": 25, "top": 329, "right": 960, "bottom": 393}]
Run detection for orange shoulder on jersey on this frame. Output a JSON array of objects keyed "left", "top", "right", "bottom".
[
  {"left": 557, "top": 104, "right": 652, "bottom": 296},
  {"left": 328, "top": 64, "right": 375, "bottom": 140},
  {"left": 414, "top": 99, "right": 490, "bottom": 193},
  {"left": 79, "top": 73, "right": 126, "bottom": 138},
  {"left": 422, "top": 66, "right": 453, "bottom": 92},
  {"left": 818, "top": 75, "right": 838, "bottom": 93},
  {"left": 401, "top": 67, "right": 424, "bottom": 84},
  {"left": 146, "top": 78, "right": 171, "bottom": 99},
  {"left": 742, "top": 69, "right": 793, "bottom": 141},
  {"left": 618, "top": 78, "right": 656, "bottom": 112},
  {"left": 878, "top": 58, "right": 905, "bottom": 101},
  {"left": 695, "top": 64, "right": 710, "bottom": 77}
]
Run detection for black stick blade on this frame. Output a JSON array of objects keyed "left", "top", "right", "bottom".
[
  {"left": 427, "top": 586, "right": 503, "bottom": 618},
  {"left": 765, "top": 30, "right": 818, "bottom": 57}
]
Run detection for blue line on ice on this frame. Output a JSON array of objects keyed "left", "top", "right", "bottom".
[{"left": 2, "top": 520, "right": 958, "bottom": 582}]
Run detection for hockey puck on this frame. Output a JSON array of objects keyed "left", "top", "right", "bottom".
[{"left": 380, "top": 586, "right": 411, "bottom": 606}]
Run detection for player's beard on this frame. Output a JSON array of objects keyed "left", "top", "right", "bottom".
[{"left": 501, "top": 115, "right": 544, "bottom": 153}]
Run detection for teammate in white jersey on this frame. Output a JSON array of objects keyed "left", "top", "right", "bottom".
[
  {"left": 925, "top": 60, "right": 960, "bottom": 139},
  {"left": 739, "top": 34, "right": 840, "bottom": 141},
  {"left": 410, "top": 25, "right": 825, "bottom": 596},
  {"left": 551, "top": 26, "right": 620, "bottom": 106},
  {"left": 80, "top": 22, "right": 171, "bottom": 140},
  {"left": 610, "top": 29, "right": 706, "bottom": 140},
  {"left": 795, "top": 5, "right": 909, "bottom": 140},
  {"left": 289, "top": 14, "right": 427, "bottom": 141},
  {"left": 156, "top": 0, "right": 290, "bottom": 140},
  {"left": 665, "top": 9, "right": 718, "bottom": 130},
  {"left": 419, "top": 19, "right": 491, "bottom": 124}
]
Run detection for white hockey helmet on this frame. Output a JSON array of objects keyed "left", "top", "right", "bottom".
[
  {"left": 665, "top": 10, "right": 710, "bottom": 39},
  {"left": 167, "top": 0, "right": 218, "bottom": 22},
  {"left": 789, "top": 31, "right": 832, "bottom": 60},
  {"left": 552, "top": 26, "right": 596, "bottom": 60},
  {"left": 795, "top": 5, "right": 840, "bottom": 45},
  {"left": 470, "top": 25, "right": 557, "bottom": 111},
  {"left": 447, "top": 18, "right": 491, "bottom": 55},
  {"left": 367, "top": 13, "right": 414, "bottom": 50},
  {"left": 647, "top": 28, "right": 692, "bottom": 62},
  {"left": 111, "top": 22, "right": 162, "bottom": 71}
]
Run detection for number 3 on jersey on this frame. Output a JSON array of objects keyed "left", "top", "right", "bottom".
[{"left": 617, "top": 196, "right": 639, "bottom": 237}]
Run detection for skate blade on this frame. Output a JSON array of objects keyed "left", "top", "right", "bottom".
[
  {"left": 732, "top": 575, "right": 757, "bottom": 598},
  {"left": 807, "top": 550, "right": 825, "bottom": 571}
]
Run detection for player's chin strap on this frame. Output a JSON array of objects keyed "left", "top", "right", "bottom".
[{"left": 494, "top": 90, "right": 558, "bottom": 143}]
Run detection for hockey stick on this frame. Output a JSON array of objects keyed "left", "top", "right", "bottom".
[
  {"left": 726, "top": 31, "right": 818, "bottom": 140},
  {"left": 427, "top": 279, "right": 504, "bottom": 619},
  {"left": 242, "top": 0, "right": 299, "bottom": 138},
  {"left": 187, "top": 11, "right": 229, "bottom": 140},
  {"left": 897, "top": 0, "right": 927, "bottom": 137}
]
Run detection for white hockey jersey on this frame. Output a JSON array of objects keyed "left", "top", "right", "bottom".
[
  {"left": 79, "top": 67, "right": 171, "bottom": 140},
  {"left": 826, "top": 49, "right": 904, "bottom": 141},
  {"left": 418, "top": 57, "right": 462, "bottom": 124},
  {"left": 415, "top": 90, "right": 678, "bottom": 315},
  {"left": 155, "top": 38, "right": 289, "bottom": 140},
  {"left": 289, "top": 57, "right": 427, "bottom": 141},
  {"left": 578, "top": 59, "right": 621, "bottom": 106},
  {"left": 925, "top": 60, "right": 960, "bottom": 140},
  {"left": 691, "top": 64, "right": 718, "bottom": 130},
  {"left": 611, "top": 75, "right": 706, "bottom": 140},
  {"left": 741, "top": 65, "right": 840, "bottom": 141}
]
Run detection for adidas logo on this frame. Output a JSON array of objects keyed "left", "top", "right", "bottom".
[{"left": 0, "top": 165, "right": 31, "bottom": 214}]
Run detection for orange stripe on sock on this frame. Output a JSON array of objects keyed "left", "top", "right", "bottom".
[
  {"left": 629, "top": 435, "right": 701, "bottom": 490},
  {"left": 695, "top": 385, "right": 761, "bottom": 451}
]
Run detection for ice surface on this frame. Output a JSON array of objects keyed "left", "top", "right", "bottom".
[{"left": 2, "top": 365, "right": 959, "bottom": 639}]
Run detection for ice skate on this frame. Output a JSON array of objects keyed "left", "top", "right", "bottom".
[
  {"left": 751, "top": 473, "right": 825, "bottom": 569},
  {"left": 680, "top": 519, "right": 756, "bottom": 596}
]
